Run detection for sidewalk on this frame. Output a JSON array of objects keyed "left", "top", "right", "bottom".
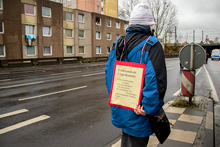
[{"left": 111, "top": 96, "right": 214, "bottom": 147}]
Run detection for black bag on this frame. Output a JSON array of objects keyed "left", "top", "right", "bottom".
[{"left": 149, "top": 108, "right": 171, "bottom": 144}]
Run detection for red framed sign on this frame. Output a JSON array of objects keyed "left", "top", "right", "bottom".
[{"left": 109, "top": 61, "right": 146, "bottom": 110}]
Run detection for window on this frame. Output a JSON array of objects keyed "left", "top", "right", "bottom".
[
  {"left": 78, "top": 30, "right": 84, "bottom": 38},
  {"left": 66, "top": 46, "right": 73, "bottom": 54},
  {"left": 101, "top": 7, "right": 104, "bottom": 14},
  {"left": 42, "top": 7, "right": 51, "bottom": 17},
  {"left": 25, "top": 25, "right": 34, "bottom": 35},
  {"left": 116, "top": 34, "right": 120, "bottom": 39},
  {"left": 43, "top": 26, "right": 51, "bottom": 36},
  {"left": 107, "top": 46, "right": 111, "bottom": 54},
  {"left": 116, "top": 21, "right": 120, "bottom": 29},
  {"left": 96, "top": 32, "right": 101, "bottom": 39},
  {"left": 43, "top": 46, "right": 52, "bottom": 56},
  {"left": 55, "top": 0, "right": 58, "bottom": 2},
  {"left": 25, "top": 4, "right": 35, "bottom": 15},
  {"left": 62, "top": 0, "right": 65, "bottom": 3},
  {"left": 96, "top": 17, "right": 101, "bottom": 25},
  {"left": 26, "top": 46, "right": 35, "bottom": 56},
  {"left": 79, "top": 46, "right": 85, "bottom": 54},
  {"left": 96, "top": 46, "right": 101, "bottom": 54},
  {"left": 124, "top": 24, "right": 128, "bottom": 29},
  {"left": 107, "top": 20, "right": 111, "bottom": 27},
  {"left": 65, "top": 29, "right": 73, "bottom": 38},
  {"left": 66, "top": 12, "right": 73, "bottom": 21},
  {"left": 0, "top": 45, "right": 5, "bottom": 57},
  {"left": 0, "top": 22, "right": 4, "bottom": 34},
  {"left": 0, "top": 0, "right": 3, "bottom": 10},
  {"left": 107, "top": 33, "right": 111, "bottom": 40},
  {"left": 78, "top": 14, "right": 84, "bottom": 22},
  {"left": 97, "top": 6, "right": 100, "bottom": 12}
]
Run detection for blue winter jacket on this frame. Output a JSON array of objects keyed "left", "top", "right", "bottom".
[{"left": 105, "top": 25, "right": 167, "bottom": 137}]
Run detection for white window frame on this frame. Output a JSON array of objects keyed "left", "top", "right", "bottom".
[
  {"left": 96, "top": 32, "right": 101, "bottom": 40},
  {"left": 116, "top": 21, "right": 120, "bottom": 29},
  {"left": 65, "top": 29, "right": 73, "bottom": 38},
  {"left": 0, "top": 0, "right": 3, "bottom": 10},
  {"left": 107, "top": 19, "right": 111, "bottom": 27},
  {"left": 24, "top": 4, "right": 35, "bottom": 16},
  {"left": 43, "top": 26, "right": 52, "bottom": 37},
  {"left": 96, "top": 46, "right": 101, "bottom": 54},
  {"left": 78, "top": 30, "right": 84, "bottom": 38},
  {"left": 66, "top": 12, "right": 73, "bottom": 21},
  {"left": 66, "top": 46, "right": 73, "bottom": 54},
  {"left": 78, "top": 14, "right": 84, "bottom": 23},
  {"left": 0, "top": 22, "right": 4, "bottom": 34},
  {"left": 116, "top": 34, "right": 120, "bottom": 39},
  {"left": 26, "top": 46, "right": 36, "bottom": 56},
  {"left": 107, "top": 46, "right": 111, "bottom": 54},
  {"left": 97, "top": 6, "right": 100, "bottom": 12},
  {"left": 25, "top": 25, "right": 35, "bottom": 35},
  {"left": 79, "top": 46, "right": 85, "bottom": 54},
  {"left": 107, "top": 33, "right": 111, "bottom": 40},
  {"left": 96, "top": 17, "right": 101, "bottom": 26},
  {"left": 0, "top": 45, "right": 5, "bottom": 57},
  {"left": 43, "top": 46, "right": 52, "bottom": 56},
  {"left": 42, "top": 6, "right": 51, "bottom": 18}
]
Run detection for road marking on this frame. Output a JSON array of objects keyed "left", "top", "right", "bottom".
[
  {"left": 0, "top": 109, "right": 29, "bottom": 119},
  {"left": 82, "top": 72, "right": 105, "bottom": 77},
  {"left": 51, "top": 71, "right": 81, "bottom": 76},
  {"left": 204, "top": 65, "right": 219, "bottom": 102},
  {"left": 0, "top": 81, "right": 44, "bottom": 90},
  {"left": 167, "top": 67, "right": 173, "bottom": 70},
  {"left": 0, "top": 79, "right": 11, "bottom": 82},
  {"left": 173, "top": 67, "right": 202, "bottom": 96},
  {"left": 0, "top": 115, "right": 50, "bottom": 135},
  {"left": 18, "top": 86, "right": 87, "bottom": 101}
]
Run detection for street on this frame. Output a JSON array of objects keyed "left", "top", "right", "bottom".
[{"left": 0, "top": 58, "right": 219, "bottom": 147}]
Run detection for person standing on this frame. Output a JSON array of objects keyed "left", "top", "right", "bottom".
[
  {"left": 205, "top": 49, "right": 209, "bottom": 63},
  {"left": 105, "top": 3, "right": 167, "bottom": 147}
]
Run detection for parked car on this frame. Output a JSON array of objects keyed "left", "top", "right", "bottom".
[{"left": 211, "top": 49, "right": 220, "bottom": 60}]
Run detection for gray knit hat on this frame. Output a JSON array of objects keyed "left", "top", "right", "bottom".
[{"left": 129, "top": 3, "right": 155, "bottom": 25}]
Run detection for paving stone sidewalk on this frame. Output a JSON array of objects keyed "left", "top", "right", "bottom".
[{"left": 110, "top": 96, "right": 214, "bottom": 147}]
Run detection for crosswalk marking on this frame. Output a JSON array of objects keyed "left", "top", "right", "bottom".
[
  {"left": 0, "top": 109, "right": 29, "bottom": 119},
  {"left": 0, "top": 81, "right": 44, "bottom": 90},
  {"left": 18, "top": 86, "right": 87, "bottom": 101},
  {"left": 51, "top": 71, "right": 81, "bottom": 76},
  {"left": 82, "top": 72, "right": 105, "bottom": 77},
  {"left": 0, "top": 115, "right": 50, "bottom": 135}
]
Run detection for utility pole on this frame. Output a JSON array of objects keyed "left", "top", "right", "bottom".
[
  {"left": 202, "top": 30, "right": 203, "bottom": 43},
  {"left": 193, "top": 30, "right": 195, "bottom": 44},
  {"left": 174, "top": 26, "right": 177, "bottom": 44},
  {"left": 206, "top": 35, "right": 208, "bottom": 44}
]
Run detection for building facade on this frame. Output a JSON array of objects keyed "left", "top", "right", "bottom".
[{"left": 0, "top": 0, "right": 128, "bottom": 60}]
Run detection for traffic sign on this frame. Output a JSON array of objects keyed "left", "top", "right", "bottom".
[{"left": 179, "top": 44, "right": 206, "bottom": 70}]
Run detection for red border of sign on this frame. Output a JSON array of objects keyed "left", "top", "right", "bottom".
[{"left": 108, "top": 60, "right": 146, "bottom": 111}]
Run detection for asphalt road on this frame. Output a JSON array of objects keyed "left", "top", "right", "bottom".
[{"left": 0, "top": 58, "right": 219, "bottom": 147}]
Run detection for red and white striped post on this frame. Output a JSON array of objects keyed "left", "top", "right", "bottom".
[{"left": 181, "top": 70, "right": 195, "bottom": 102}]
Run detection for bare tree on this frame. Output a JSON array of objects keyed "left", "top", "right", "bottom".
[
  {"left": 145, "top": 0, "right": 178, "bottom": 39},
  {"left": 118, "top": 0, "right": 141, "bottom": 20},
  {"left": 118, "top": 0, "right": 178, "bottom": 40}
]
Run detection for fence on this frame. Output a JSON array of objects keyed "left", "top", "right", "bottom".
[{"left": 0, "top": 53, "right": 179, "bottom": 67}]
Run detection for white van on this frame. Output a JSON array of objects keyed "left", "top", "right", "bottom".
[{"left": 211, "top": 49, "right": 220, "bottom": 60}]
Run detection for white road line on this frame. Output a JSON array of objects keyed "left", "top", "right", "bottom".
[
  {"left": 173, "top": 67, "right": 202, "bottom": 96},
  {"left": 0, "top": 81, "right": 44, "bottom": 90},
  {"left": 51, "top": 71, "right": 81, "bottom": 76},
  {"left": 0, "top": 109, "right": 29, "bottom": 119},
  {"left": 82, "top": 72, "right": 105, "bottom": 77},
  {"left": 204, "top": 66, "right": 219, "bottom": 102},
  {"left": 0, "top": 115, "right": 50, "bottom": 135},
  {"left": 0, "top": 79, "right": 11, "bottom": 82},
  {"left": 167, "top": 67, "right": 173, "bottom": 70},
  {"left": 18, "top": 86, "right": 87, "bottom": 101}
]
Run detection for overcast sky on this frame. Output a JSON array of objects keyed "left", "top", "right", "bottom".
[
  {"left": 119, "top": 0, "right": 220, "bottom": 43},
  {"left": 170, "top": 0, "right": 220, "bottom": 43}
]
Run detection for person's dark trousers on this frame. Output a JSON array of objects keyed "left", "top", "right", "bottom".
[{"left": 121, "top": 131, "right": 149, "bottom": 147}]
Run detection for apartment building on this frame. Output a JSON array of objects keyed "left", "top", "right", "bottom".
[
  {"left": 0, "top": 0, "right": 128, "bottom": 61},
  {"left": 92, "top": 13, "right": 127, "bottom": 57},
  {"left": 50, "top": 0, "right": 118, "bottom": 18}
]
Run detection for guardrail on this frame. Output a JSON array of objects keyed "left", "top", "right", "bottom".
[{"left": 0, "top": 53, "right": 178, "bottom": 67}]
